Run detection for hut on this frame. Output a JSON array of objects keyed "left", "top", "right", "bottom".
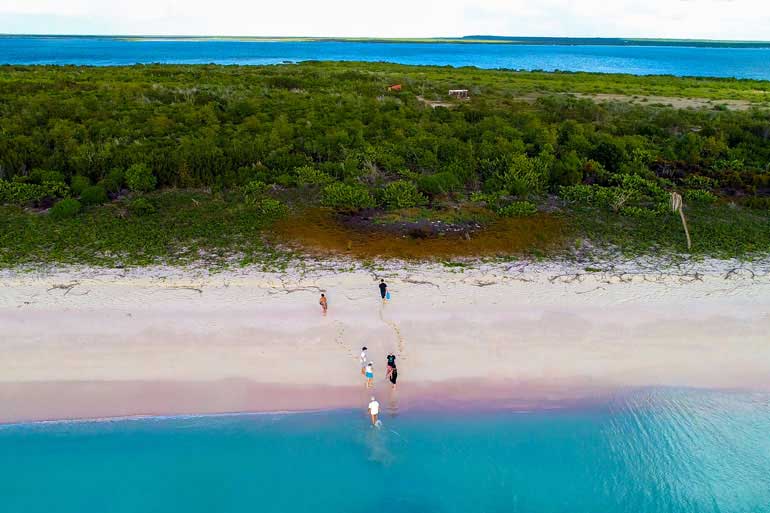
[
  {"left": 387, "top": 84, "right": 402, "bottom": 92},
  {"left": 448, "top": 89, "right": 469, "bottom": 99}
]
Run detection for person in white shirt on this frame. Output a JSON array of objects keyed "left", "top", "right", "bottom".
[
  {"left": 360, "top": 347, "right": 368, "bottom": 376},
  {"left": 368, "top": 396, "right": 380, "bottom": 426}
]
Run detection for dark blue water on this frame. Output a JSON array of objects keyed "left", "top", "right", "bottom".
[
  {"left": 1, "top": 388, "right": 769, "bottom": 513},
  {"left": 3, "top": 36, "right": 770, "bottom": 79}
]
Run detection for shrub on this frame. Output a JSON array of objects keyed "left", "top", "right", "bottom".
[
  {"left": 493, "top": 154, "right": 549, "bottom": 197},
  {"left": 417, "top": 172, "right": 461, "bottom": 197},
  {"left": 242, "top": 180, "right": 268, "bottom": 204},
  {"left": 125, "top": 164, "right": 157, "bottom": 193},
  {"left": 321, "top": 182, "right": 374, "bottom": 210},
  {"left": 614, "top": 174, "right": 666, "bottom": 201},
  {"left": 381, "top": 180, "right": 428, "bottom": 209},
  {"left": 257, "top": 198, "right": 286, "bottom": 218},
  {"left": 559, "top": 184, "right": 640, "bottom": 212},
  {"left": 275, "top": 173, "right": 295, "bottom": 187},
  {"left": 0, "top": 180, "right": 67, "bottom": 205},
  {"left": 558, "top": 184, "right": 595, "bottom": 204},
  {"left": 128, "top": 197, "right": 156, "bottom": 216},
  {"left": 682, "top": 175, "right": 717, "bottom": 190},
  {"left": 70, "top": 175, "right": 91, "bottom": 196},
  {"left": 50, "top": 198, "right": 81, "bottom": 219},
  {"left": 498, "top": 201, "right": 537, "bottom": 217},
  {"left": 39, "top": 170, "right": 66, "bottom": 184},
  {"left": 744, "top": 196, "right": 770, "bottom": 210},
  {"left": 101, "top": 168, "right": 125, "bottom": 194},
  {"left": 80, "top": 185, "right": 108, "bottom": 206},
  {"left": 295, "top": 165, "right": 333, "bottom": 186},
  {"left": 684, "top": 189, "right": 718, "bottom": 204}
]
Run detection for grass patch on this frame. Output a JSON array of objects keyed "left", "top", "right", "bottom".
[{"left": 0, "top": 190, "right": 282, "bottom": 268}]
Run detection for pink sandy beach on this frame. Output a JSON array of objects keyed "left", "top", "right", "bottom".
[{"left": 1, "top": 260, "right": 768, "bottom": 423}]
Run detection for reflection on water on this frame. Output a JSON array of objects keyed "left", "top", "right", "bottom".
[{"left": 1, "top": 388, "right": 768, "bottom": 513}]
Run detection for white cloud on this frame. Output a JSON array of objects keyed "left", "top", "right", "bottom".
[{"left": 1, "top": 0, "right": 769, "bottom": 40}]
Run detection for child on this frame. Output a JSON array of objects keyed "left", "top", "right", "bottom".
[
  {"left": 319, "top": 293, "right": 328, "bottom": 314},
  {"left": 365, "top": 362, "right": 374, "bottom": 388}
]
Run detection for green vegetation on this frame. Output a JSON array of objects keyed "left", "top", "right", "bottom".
[
  {"left": 49, "top": 198, "right": 81, "bottom": 219},
  {"left": 125, "top": 163, "right": 157, "bottom": 193},
  {"left": 0, "top": 62, "right": 769, "bottom": 266}
]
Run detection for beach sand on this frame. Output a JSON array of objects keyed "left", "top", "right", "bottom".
[{"left": 1, "top": 259, "right": 769, "bottom": 423}]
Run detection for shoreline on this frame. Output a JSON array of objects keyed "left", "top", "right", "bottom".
[{"left": 2, "top": 258, "right": 769, "bottom": 424}]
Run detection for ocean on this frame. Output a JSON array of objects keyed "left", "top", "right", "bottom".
[
  {"left": 2, "top": 36, "right": 770, "bottom": 79},
  {"left": 2, "top": 388, "right": 769, "bottom": 513}
]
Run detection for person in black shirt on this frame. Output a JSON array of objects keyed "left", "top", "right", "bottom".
[{"left": 379, "top": 279, "right": 387, "bottom": 300}]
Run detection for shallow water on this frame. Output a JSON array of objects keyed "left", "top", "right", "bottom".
[
  {"left": 2, "top": 388, "right": 768, "bottom": 513},
  {"left": 3, "top": 37, "right": 770, "bottom": 79}
]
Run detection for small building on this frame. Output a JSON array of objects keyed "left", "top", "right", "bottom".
[
  {"left": 387, "top": 84, "right": 402, "bottom": 92},
  {"left": 448, "top": 89, "right": 469, "bottom": 99}
]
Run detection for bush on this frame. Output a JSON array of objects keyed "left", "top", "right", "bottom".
[
  {"left": 50, "top": 198, "right": 81, "bottom": 219},
  {"left": 39, "top": 170, "right": 66, "bottom": 184},
  {"left": 321, "top": 182, "right": 375, "bottom": 210},
  {"left": 128, "top": 197, "right": 156, "bottom": 216},
  {"left": 559, "top": 184, "right": 640, "bottom": 212},
  {"left": 417, "top": 172, "right": 460, "bottom": 197},
  {"left": 744, "top": 196, "right": 770, "bottom": 210},
  {"left": 295, "top": 165, "right": 333, "bottom": 186},
  {"left": 684, "top": 189, "right": 718, "bottom": 204},
  {"left": 242, "top": 180, "right": 268, "bottom": 204},
  {"left": 492, "top": 154, "right": 549, "bottom": 197},
  {"left": 101, "top": 168, "right": 125, "bottom": 194},
  {"left": 80, "top": 185, "right": 108, "bottom": 206},
  {"left": 257, "top": 198, "right": 286, "bottom": 218},
  {"left": 0, "top": 180, "right": 67, "bottom": 205},
  {"left": 381, "top": 180, "right": 428, "bottom": 209},
  {"left": 498, "top": 201, "right": 537, "bottom": 217},
  {"left": 558, "top": 184, "right": 595, "bottom": 204},
  {"left": 70, "top": 175, "right": 90, "bottom": 196},
  {"left": 614, "top": 174, "right": 667, "bottom": 201},
  {"left": 125, "top": 164, "right": 157, "bottom": 193},
  {"left": 682, "top": 175, "right": 717, "bottom": 190}
]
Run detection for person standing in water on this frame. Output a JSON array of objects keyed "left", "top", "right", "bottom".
[
  {"left": 379, "top": 279, "right": 387, "bottom": 301},
  {"left": 360, "top": 347, "right": 368, "bottom": 376},
  {"left": 368, "top": 396, "right": 380, "bottom": 426},
  {"left": 319, "top": 293, "right": 327, "bottom": 314},
  {"left": 365, "top": 362, "right": 374, "bottom": 388}
]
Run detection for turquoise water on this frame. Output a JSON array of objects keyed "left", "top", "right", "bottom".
[
  {"left": 2, "top": 388, "right": 769, "bottom": 513},
  {"left": 3, "top": 36, "right": 770, "bottom": 79}
]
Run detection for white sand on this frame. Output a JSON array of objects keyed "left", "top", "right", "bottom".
[{"left": 1, "top": 259, "right": 769, "bottom": 422}]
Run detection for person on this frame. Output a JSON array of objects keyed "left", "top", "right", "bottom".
[
  {"left": 365, "top": 362, "right": 374, "bottom": 388},
  {"left": 386, "top": 353, "right": 396, "bottom": 380},
  {"left": 368, "top": 396, "right": 380, "bottom": 426},
  {"left": 360, "top": 347, "right": 368, "bottom": 376},
  {"left": 379, "top": 279, "right": 387, "bottom": 300},
  {"left": 319, "top": 293, "right": 327, "bottom": 314},
  {"left": 389, "top": 365, "right": 398, "bottom": 390}
]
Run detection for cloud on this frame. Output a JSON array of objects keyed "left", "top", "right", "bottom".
[{"left": 1, "top": 0, "right": 769, "bottom": 40}]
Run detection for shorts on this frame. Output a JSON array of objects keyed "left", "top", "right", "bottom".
[{"left": 366, "top": 372, "right": 373, "bottom": 379}]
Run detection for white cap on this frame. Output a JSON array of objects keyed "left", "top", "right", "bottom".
[{"left": 370, "top": 396, "right": 375, "bottom": 401}]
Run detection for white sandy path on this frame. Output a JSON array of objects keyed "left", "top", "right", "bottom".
[{"left": 0, "top": 261, "right": 769, "bottom": 421}]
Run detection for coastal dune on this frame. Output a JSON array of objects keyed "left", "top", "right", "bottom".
[{"left": 1, "top": 261, "right": 769, "bottom": 423}]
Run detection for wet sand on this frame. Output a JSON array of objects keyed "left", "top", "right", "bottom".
[{"left": 1, "top": 260, "right": 769, "bottom": 423}]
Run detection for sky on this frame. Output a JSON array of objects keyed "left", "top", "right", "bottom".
[{"left": 1, "top": 0, "right": 769, "bottom": 41}]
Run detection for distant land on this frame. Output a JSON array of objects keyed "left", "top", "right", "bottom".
[{"left": 3, "top": 34, "right": 770, "bottom": 48}]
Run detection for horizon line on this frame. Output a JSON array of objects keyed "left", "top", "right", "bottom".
[{"left": 2, "top": 33, "right": 770, "bottom": 44}]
